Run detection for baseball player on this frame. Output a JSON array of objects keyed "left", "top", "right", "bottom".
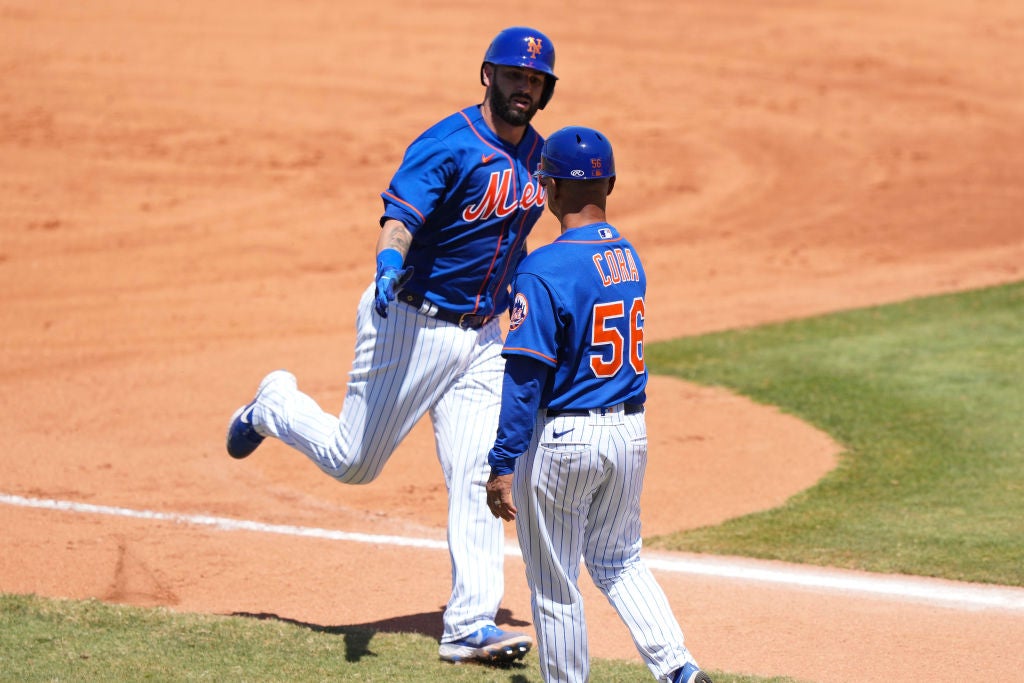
[
  {"left": 226, "top": 27, "right": 559, "bottom": 664},
  {"left": 485, "top": 126, "right": 713, "bottom": 683}
]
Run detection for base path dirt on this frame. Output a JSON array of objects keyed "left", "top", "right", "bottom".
[{"left": 2, "top": 2, "right": 1023, "bottom": 682}]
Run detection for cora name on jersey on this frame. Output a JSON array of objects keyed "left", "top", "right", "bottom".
[
  {"left": 593, "top": 247, "right": 641, "bottom": 287},
  {"left": 462, "top": 169, "right": 546, "bottom": 222}
]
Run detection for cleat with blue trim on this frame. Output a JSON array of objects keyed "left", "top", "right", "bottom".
[
  {"left": 225, "top": 370, "right": 295, "bottom": 459},
  {"left": 438, "top": 624, "right": 532, "bottom": 664}
]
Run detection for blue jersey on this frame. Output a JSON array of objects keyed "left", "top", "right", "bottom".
[
  {"left": 381, "top": 105, "right": 546, "bottom": 317},
  {"left": 503, "top": 223, "right": 647, "bottom": 410}
]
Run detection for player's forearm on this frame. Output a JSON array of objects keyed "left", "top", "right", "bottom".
[{"left": 377, "top": 219, "right": 412, "bottom": 260}]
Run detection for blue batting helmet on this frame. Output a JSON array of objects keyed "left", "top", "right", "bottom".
[
  {"left": 534, "top": 126, "right": 615, "bottom": 180},
  {"left": 480, "top": 26, "right": 557, "bottom": 109}
]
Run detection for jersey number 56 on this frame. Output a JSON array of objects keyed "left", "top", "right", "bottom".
[{"left": 589, "top": 298, "right": 645, "bottom": 378}]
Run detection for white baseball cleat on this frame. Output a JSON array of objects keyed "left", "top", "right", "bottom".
[{"left": 438, "top": 624, "right": 532, "bottom": 664}]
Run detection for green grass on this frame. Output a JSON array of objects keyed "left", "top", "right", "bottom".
[
  {"left": 646, "top": 280, "right": 1024, "bottom": 586},
  {"left": 0, "top": 594, "right": 800, "bottom": 682}
]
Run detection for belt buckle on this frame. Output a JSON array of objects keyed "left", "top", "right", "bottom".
[{"left": 457, "top": 312, "right": 491, "bottom": 329}]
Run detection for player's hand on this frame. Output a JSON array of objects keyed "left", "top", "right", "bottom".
[
  {"left": 486, "top": 472, "right": 516, "bottom": 521},
  {"left": 373, "top": 265, "right": 414, "bottom": 318}
]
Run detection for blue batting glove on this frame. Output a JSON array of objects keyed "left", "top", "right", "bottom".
[
  {"left": 373, "top": 249, "right": 413, "bottom": 318},
  {"left": 374, "top": 267, "right": 414, "bottom": 317}
]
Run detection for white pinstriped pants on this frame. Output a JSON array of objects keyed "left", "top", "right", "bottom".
[
  {"left": 254, "top": 285, "right": 506, "bottom": 643},
  {"left": 513, "top": 408, "right": 698, "bottom": 682}
]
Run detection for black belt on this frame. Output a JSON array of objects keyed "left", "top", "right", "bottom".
[
  {"left": 398, "top": 291, "right": 492, "bottom": 329},
  {"left": 547, "top": 404, "right": 644, "bottom": 418}
]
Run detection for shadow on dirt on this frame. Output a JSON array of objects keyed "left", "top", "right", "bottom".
[{"left": 232, "top": 607, "right": 531, "bottom": 669}]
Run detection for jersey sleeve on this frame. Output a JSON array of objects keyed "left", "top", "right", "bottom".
[
  {"left": 380, "top": 135, "right": 456, "bottom": 234},
  {"left": 488, "top": 355, "right": 547, "bottom": 475},
  {"left": 502, "top": 271, "right": 561, "bottom": 368}
]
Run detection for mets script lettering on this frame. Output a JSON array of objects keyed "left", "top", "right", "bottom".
[{"left": 462, "top": 170, "right": 546, "bottom": 221}]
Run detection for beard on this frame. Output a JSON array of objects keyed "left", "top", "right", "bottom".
[{"left": 489, "top": 81, "right": 540, "bottom": 127}]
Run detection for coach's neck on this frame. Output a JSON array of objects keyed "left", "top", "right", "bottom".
[{"left": 547, "top": 177, "right": 615, "bottom": 232}]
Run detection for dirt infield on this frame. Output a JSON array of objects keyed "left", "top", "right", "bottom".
[{"left": 2, "top": 1, "right": 1023, "bottom": 681}]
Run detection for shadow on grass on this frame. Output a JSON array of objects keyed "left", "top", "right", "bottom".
[{"left": 231, "top": 607, "right": 531, "bottom": 671}]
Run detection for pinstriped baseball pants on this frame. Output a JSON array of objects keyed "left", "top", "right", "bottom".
[
  {"left": 513, "top": 408, "right": 698, "bottom": 682},
  {"left": 254, "top": 284, "right": 506, "bottom": 643}
]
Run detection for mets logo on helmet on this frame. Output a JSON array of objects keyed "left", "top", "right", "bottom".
[
  {"left": 509, "top": 292, "right": 529, "bottom": 330},
  {"left": 527, "top": 37, "right": 543, "bottom": 58}
]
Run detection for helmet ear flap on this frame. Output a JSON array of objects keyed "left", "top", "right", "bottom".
[{"left": 539, "top": 77, "right": 555, "bottom": 109}]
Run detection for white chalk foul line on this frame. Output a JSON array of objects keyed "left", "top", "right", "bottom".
[
  {"left": 0, "top": 493, "right": 451, "bottom": 551},
  {"left": 642, "top": 554, "right": 1024, "bottom": 612},
  {"left": 4, "top": 492, "right": 1023, "bottom": 613}
]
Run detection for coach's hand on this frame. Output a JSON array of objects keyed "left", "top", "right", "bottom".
[{"left": 486, "top": 471, "right": 517, "bottom": 521}]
